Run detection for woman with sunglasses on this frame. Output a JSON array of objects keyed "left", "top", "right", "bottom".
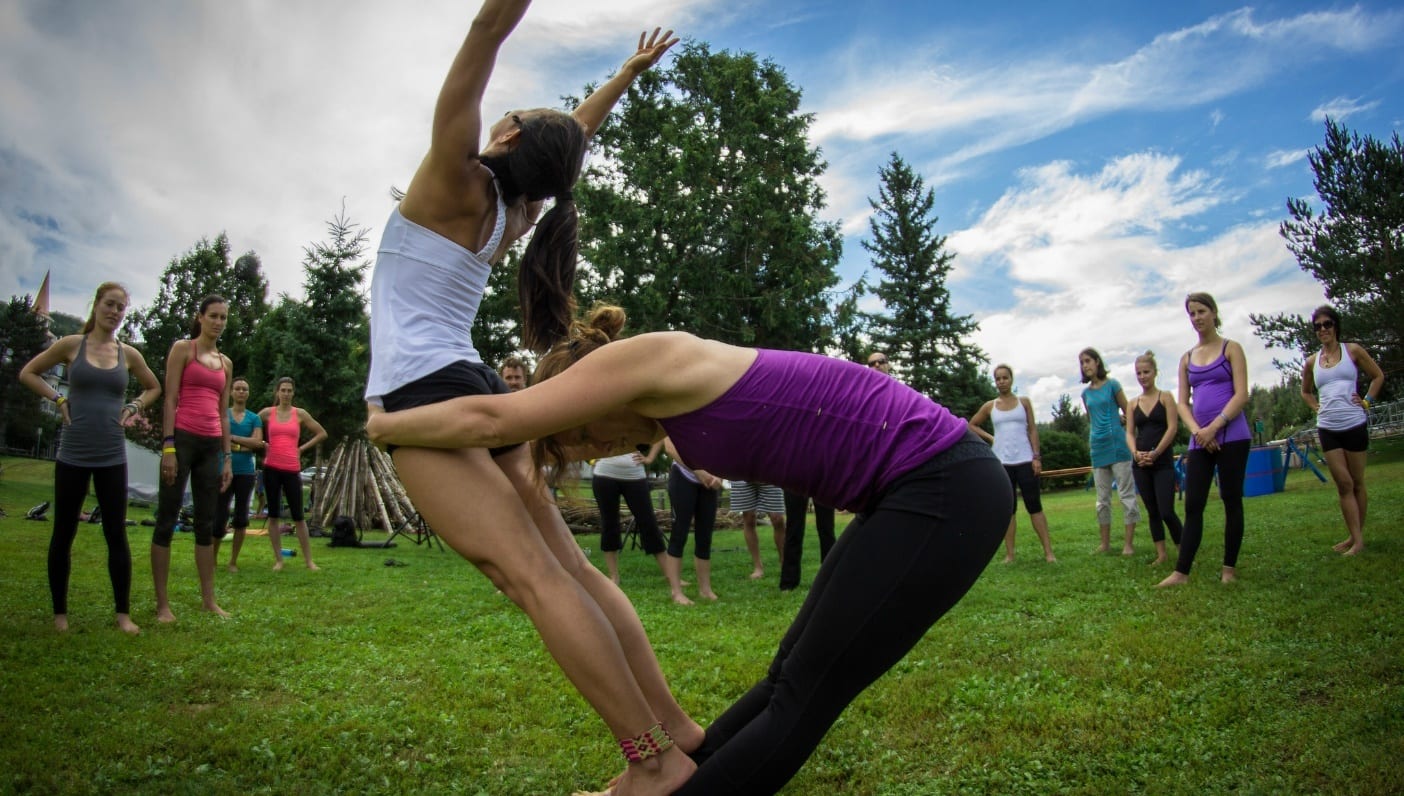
[
  {"left": 1300, "top": 306, "right": 1384, "bottom": 556},
  {"left": 367, "top": 304, "right": 1011, "bottom": 795}
]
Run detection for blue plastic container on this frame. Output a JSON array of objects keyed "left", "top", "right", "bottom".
[{"left": 1243, "top": 446, "right": 1285, "bottom": 497}]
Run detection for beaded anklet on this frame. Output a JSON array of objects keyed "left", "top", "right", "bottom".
[{"left": 619, "top": 722, "right": 674, "bottom": 764}]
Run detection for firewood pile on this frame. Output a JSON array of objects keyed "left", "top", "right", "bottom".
[{"left": 307, "top": 439, "right": 417, "bottom": 533}]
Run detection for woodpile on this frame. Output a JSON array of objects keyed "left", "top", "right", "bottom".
[{"left": 307, "top": 439, "right": 417, "bottom": 533}]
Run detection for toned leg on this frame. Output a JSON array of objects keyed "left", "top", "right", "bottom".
[
  {"left": 1001, "top": 514, "right": 1017, "bottom": 563},
  {"left": 399, "top": 446, "right": 696, "bottom": 794},
  {"left": 1323, "top": 448, "right": 1364, "bottom": 554},
  {"left": 741, "top": 511, "right": 763, "bottom": 579},
  {"left": 1030, "top": 512, "right": 1056, "bottom": 562}
]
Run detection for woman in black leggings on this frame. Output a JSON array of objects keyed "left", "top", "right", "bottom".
[
  {"left": 590, "top": 443, "right": 667, "bottom": 585},
  {"left": 20, "top": 282, "right": 161, "bottom": 633},
  {"left": 662, "top": 438, "right": 722, "bottom": 605},
  {"left": 1126, "top": 351, "right": 1182, "bottom": 565}
]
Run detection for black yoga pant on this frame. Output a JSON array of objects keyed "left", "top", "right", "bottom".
[
  {"left": 591, "top": 475, "right": 665, "bottom": 555},
  {"left": 153, "top": 429, "right": 222, "bottom": 547},
  {"left": 1131, "top": 464, "right": 1182, "bottom": 545},
  {"left": 779, "top": 491, "right": 836, "bottom": 590},
  {"left": 678, "top": 450, "right": 1009, "bottom": 795},
  {"left": 215, "top": 473, "right": 258, "bottom": 538},
  {"left": 1003, "top": 461, "right": 1044, "bottom": 515},
  {"left": 263, "top": 466, "right": 305, "bottom": 522},
  {"left": 51, "top": 460, "right": 131, "bottom": 615},
  {"left": 667, "top": 470, "right": 718, "bottom": 560},
  {"left": 1175, "top": 440, "right": 1249, "bottom": 575}
]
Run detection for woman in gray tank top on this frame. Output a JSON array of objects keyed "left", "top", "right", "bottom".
[{"left": 20, "top": 282, "right": 161, "bottom": 634}]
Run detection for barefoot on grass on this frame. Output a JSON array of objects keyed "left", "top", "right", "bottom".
[
  {"left": 671, "top": 593, "right": 694, "bottom": 606},
  {"left": 306, "top": 562, "right": 320, "bottom": 571},
  {"left": 1341, "top": 544, "right": 1364, "bottom": 556},
  {"left": 116, "top": 614, "right": 141, "bottom": 635},
  {"left": 699, "top": 590, "right": 719, "bottom": 601},
  {"left": 1045, "top": 554, "right": 1058, "bottom": 563},
  {"left": 1332, "top": 538, "right": 1353, "bottom": 552},
  {"left": 1002, "top": 555, "right": 1015, "bottom": 564},
  {"left": 54, "top": 615, "right": 69, "bottom": 632},
  {"left": 204, "top": 603, "right": 231, "bottom": 618},
  {"left": 747, "top": 569, "right": 764, "bottom": 580},
  {"left": 1121, "top": 546, "right": 1135, "bottom": 557},
  {"left": 1092, "top": 545, "right": 1111, "bottom": 555},
  {"left": 1220, "top": 567, "right": 1237, "bottom": 583},
  {"left": 226, "top": 563, "right": 239, "bottom": 573},
  {"left": 1156, "top": 571, "right": 1189, "bottom": 588},
  {"left": 156, "top": 607, "right": 177, "bottom": 624}
]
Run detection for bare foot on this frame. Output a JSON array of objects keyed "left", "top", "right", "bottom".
[
  {"left": 747, "top": 569, "right": 764, "bottom": 580},
  {"left": 671, "top": 593, "right": 694, "bottom": 606},
  {"left": 1092, "top": 545, "right": 1111, "bottom": 555},
  {"left": 1045, "top": 554, "right": 1058, "bottom": 563},
  {"left": 54, "top": 614, "right": 69, "bottom": 632},
  {"left": 1121, "top": 546, "right": 1135, "bottom": 557},
  {"left": 1341, "top": 544, "right": 1364, "bottom": 556},
  {"left": 1149, "top": 556, "right": 1167, "bottom": 566},
  {"left": 699, "top": 590, "right": 719, "bottom": 601},
  {"left": 156, "top": 607, "right": 177, "bottom": 624},
  {"left": 1220, "top": 567, "right": 1237, "bottom": 583},
  {"left": 116, "top": 614, "right": 141, "bottom": 635},
  {"left": 272, "top": 561, "right": 284, "bottom": 572},
  {"left": 1156, "top": 572, "right": 1189, "bottom": 588},
  {"left": 1002, "top": 555, "right": 1015, "bottom": 564},
  {"left": 306, "top": 562, "right": 320, "bottom": 571},
  {"left": 612, "top": 746, "right": 697, "bottom": 796},
  {"left": 226, "top": 563, "right": 239, "bottom": 573},
  {"left": 204, "top": 603, "right": 231, "bottom": 618},
  {"left": 1332, "top": 538, "right": 1353, "bottom": 552}
]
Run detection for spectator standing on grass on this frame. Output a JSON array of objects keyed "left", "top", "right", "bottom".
[
  {"left": 662, "top": 437, "right": 722, "bottom": 605},
  {"left": 258, "top": 377, "right": 326, "bottom": 571},
  {"left": 1079, "top": 347, "right": 1139, "bottom": 555},
  {"left": 151, "top": 295, "right": 235, "bottom": 621},
  {"left": 1159, "top": 292, "right": 1251, "bottom": 587},
  {"left": 1125, "top": 351, "right": 1182, "bottom": 565},
  {"left": 731, "top": 480, "right": 786, "bottom": 582},
  {"left": 591, "top": 443, "right": 669, "bottom": 585},
  {"left": 214, "top": 376, "right": 263, "bottom": 571},
  {"left": 969, "top": 363, "right": 1055, "bottom": 563},
  {"left": 20, "top": 282, "right": 161, "bottom": 633},
  {"left": 1301, "top": 304, "right": 1384, "bottom": 557}
]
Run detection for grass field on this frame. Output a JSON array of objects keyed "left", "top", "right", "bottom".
[{"left": 0, "top": 443, "right": 1401, "bottom": 795}]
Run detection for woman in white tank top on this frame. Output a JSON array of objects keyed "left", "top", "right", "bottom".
[
  {"left": 1300, "top": 305, "right": 1384, "bottom": 556},
  {"left": 968, "top": 364, "right": 1056, "bottom": 562}
]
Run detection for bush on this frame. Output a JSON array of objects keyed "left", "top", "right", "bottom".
[{"left": 1039, "top": 429, "right": 1088, "bottom": 471}]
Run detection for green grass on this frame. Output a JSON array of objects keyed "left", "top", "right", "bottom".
[{"left": 1, "top": 444, "right": 1401, "bottom": 795}]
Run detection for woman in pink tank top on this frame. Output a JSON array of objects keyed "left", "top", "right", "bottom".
[
  {"left": 258, "top": 377, "right": 327, "bottom": 571},
  {"left": 152, "top": 295, "right": 233, "bottom": 622}
]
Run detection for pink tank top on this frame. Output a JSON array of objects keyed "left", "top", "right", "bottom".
[
  {"left": 264, "top": 408, "right": 302, "bottom": 472},
  {"left": 174, "top": 340, "right": 225, "bottom": 437}
]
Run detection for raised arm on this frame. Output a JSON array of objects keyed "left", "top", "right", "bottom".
[
  {"left": 1352, "top": 344, "right": 1385, "bottom": 407},
  {"left": 967, "top": 400, "right": 995, "bottom": 445},
  {"left": 430, "top": 0, "right": 531, "bottom": 163},
  {"left": 572, "top": 28, "right": 679, "bottom": 138},
  {"left": 297, "top": 409, "right": 330, "bottom": 455}
]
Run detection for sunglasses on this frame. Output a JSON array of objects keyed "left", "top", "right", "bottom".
[
  {"left": 1312, "top": 320, "right": 1335, "bottom": 331},
  {"left": 867, "top": 358, "right": 888, "bottom": 367}
]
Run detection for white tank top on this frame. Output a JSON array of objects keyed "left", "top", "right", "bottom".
[
  {"left": 991, "top": 400, "right": 1035, "bottom": 465},
  {"left": 365, "top": 185, "right": 507, "bottom": 404},
  {"left": 592, "top": 452, "right": 646, "bottom": 480},
  {"left": 1314, "top": 347, "right": 1367, "bottom": 432}
]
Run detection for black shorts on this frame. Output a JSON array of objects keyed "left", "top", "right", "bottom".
[
  {"left": 1003, "top": 461, "right": 1044, "bottom": 515},
  {"left": 381, "top": 361, "right": 521, "bottom": 457},
  {"left": 1319, "top": 422, "right": 1368, "bottom": 453}
]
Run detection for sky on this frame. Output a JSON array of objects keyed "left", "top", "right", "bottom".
[{"left": 2, "top": 0, "right": 1401, "bottom": 419}]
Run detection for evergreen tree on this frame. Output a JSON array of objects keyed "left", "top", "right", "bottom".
[
  {"left": 1049, "top": 393, "right": 1088, "bottom": 439},
  {"left": 861, "top": 152, "right": 991, "bottom": 417},
  {"left": 0, "top": 295, "right": 56, "bottom": 451},
  {"left": 1252, "top": 119, "right": 1403, "bottom": 394}
]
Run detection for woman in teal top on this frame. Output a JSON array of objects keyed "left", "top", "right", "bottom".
[
  {"left": 215, "top": 376, "right": 264, "bottom": 571},
  {"left": 1079, "top": 348, "right": 1140, "bottom": 555}
]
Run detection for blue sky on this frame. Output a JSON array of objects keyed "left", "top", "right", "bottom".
[{"left": 2, "top": 0, "right": 1401, "bottom": 418}]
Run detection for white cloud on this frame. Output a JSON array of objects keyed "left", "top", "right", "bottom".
[
  {"left": 1310, "top": 96, "right": 1381, "bottom": 123},
  {"left": 1265, "top": 148, "right": 1311, "bottom": 169},
  {"left": 949, "top": 152, "right": 1321, "bottom": 420}
]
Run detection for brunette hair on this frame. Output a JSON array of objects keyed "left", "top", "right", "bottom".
[
  {"left": 82, "top": 282, "right": 130, "bottom": 335},
  {"left": 272, "top": 376, "right": 295, "bottom": 405},
  {"left": 529, "top": 304, "right": 627, "bottom": 480},
  {"left": 480, "top": 111, "right": 588, "bottom": 354},
  {"left": 189, "top": 294, "right": 228, "bottom": 338},
  {"left": 1078, "top": 347, "right": 1108, "bottom": 383},
  {"left": 1312, "top": 304, "right": 1342, "bottom": 337},
  {"left": 499, "top": 355, "right": 526, "bottom": 374},
  {"left": 1184, "top": 292, "right": 1222, "bottom": 328},
  {"left": 993, "top": 363, "right": 1013, "bottom": 380}
]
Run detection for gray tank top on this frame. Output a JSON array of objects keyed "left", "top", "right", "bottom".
[{"left": 57, "top": 337, "right": 128, "bottom": 468}]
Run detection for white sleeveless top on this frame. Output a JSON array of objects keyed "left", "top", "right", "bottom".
[
  {"left": 991, "top": 400, "right": 1035, "bottom": 465},
  {"left": 1314, "top": 347, "right": 1367, "bottom": 432},
  {"left": 592, "top": 452, "right": 646, "bottom": 480},
  {"left": 365, "top": 185, "right": 508, "bottom": 404}
]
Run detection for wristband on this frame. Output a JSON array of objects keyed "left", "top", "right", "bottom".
[
  {"left": 1361, "top": 396, "right": 1372, "bottom": 410},
  {"left": 54, "top": 395, "right": 67, "bottom": 406},
  {"left": 163, "top": 436, "right": 175, "bottom": 445},
  {"left": 1032, "top": 453, "right": 1041, "bottom": 459},
  {"left": 124, "top": 401, "right": 141, "bottom": 414},
  {"left": 162, "top": 447, "right": 177, "bottom": 456}
]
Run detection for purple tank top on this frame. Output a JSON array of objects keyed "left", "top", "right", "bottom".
[
  {"left": 1187, "top": 341, "right": 1251, "bottom": 449},
  {"left": 658, "top": 349, "right": 968, "bottom": 511}
]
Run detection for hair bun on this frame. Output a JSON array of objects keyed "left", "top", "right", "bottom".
[{"left": 586, "top": 304, "right": 626, "bottom": 342}]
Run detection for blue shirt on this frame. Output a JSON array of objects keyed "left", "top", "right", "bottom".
[
  {"left": 228, "top": 409, "right": 262, "bottom": 475},
  {"left": 1083, "top": 379, "right": 1132, "bottom": 467}
]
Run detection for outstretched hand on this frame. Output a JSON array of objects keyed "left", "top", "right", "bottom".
[{"left": 622, "top": 28, "right": 679, "bottom": 76}]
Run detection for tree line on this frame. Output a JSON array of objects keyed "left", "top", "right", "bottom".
[{"left": 3, "top": 47, "right": 1394, "bottom": 459}]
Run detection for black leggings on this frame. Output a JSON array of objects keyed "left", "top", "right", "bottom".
[
  {"left": 779, "top": 491, "right": 836, "bottom": 590},
  {"left": 1131, "top": 464, "right": 1182, "bottom": 544},
  {"left": 1175, "top": 440, "right": 1249, "bottom": 575},
  {"left": 153, "top": 429, "right": 222, "bottom": 547},
  {"left": 51, "top": 460, "right": 131, "bottom": 615},
  {"left": 215, "top": 473, "right": 258, "bottom": 537},
  {"left": 679, "top": 447, "right": 1009, "bottom": 795},
  {"left": 667, "top": 469, "right": 718, "bottom": 560},
  {"left": 263, "top": 466, "right": 304, "bottom": 522},
  {"left": 592, "top": 475, "right": 665, "bottom": 555}
]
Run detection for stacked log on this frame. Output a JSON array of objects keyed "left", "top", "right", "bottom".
[{"left": 308, "top": 439, "right": 417, "bottom": 532}]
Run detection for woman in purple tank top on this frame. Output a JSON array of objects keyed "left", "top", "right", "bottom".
[
  {"left": 1158, "top": 292, "right": 1252, "bottom": 587},
  {"left": 367, "top": 305, "right": 1010, "bottom": 796}
]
